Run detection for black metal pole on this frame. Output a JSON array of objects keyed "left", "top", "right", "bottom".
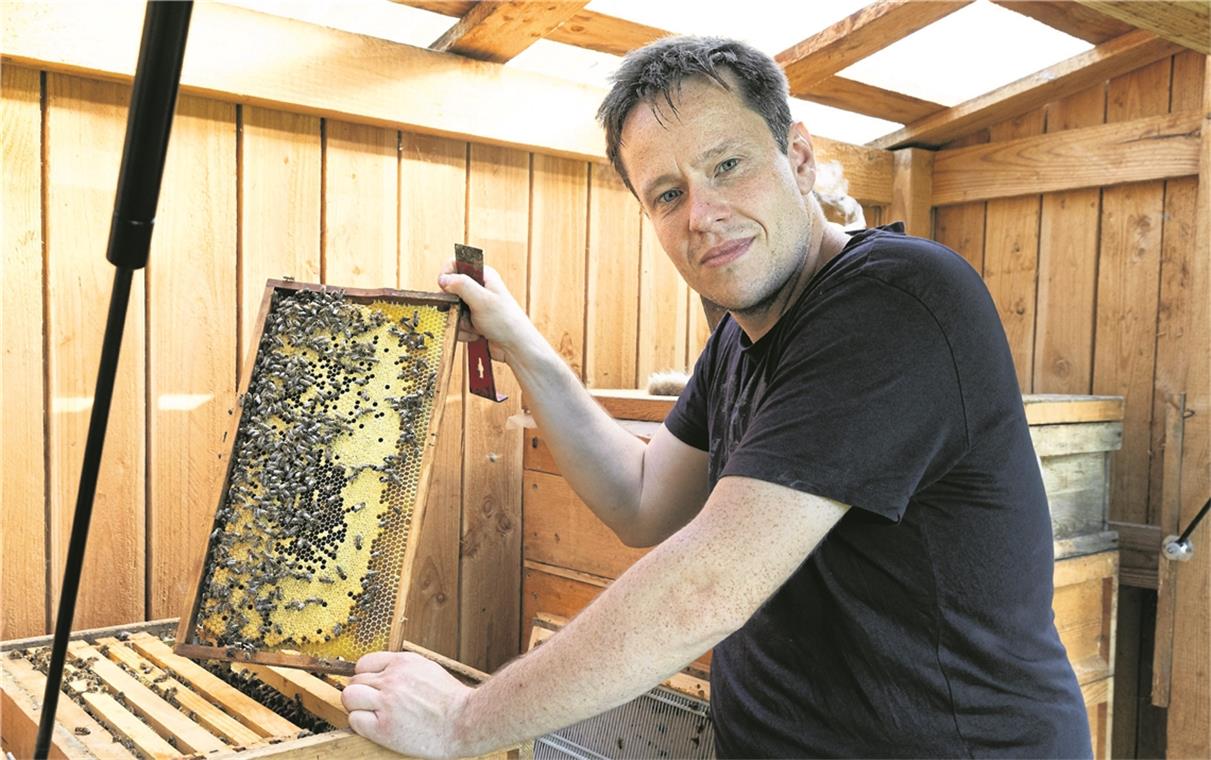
[{"left": 34, "top": 3, "right": 192, "bottom": 757}]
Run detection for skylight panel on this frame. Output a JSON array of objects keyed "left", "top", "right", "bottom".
[
  {"left": 790, "top": 99, "right": 901, "bottom": 145},
  {"left": 587, "top": 0, "right": 875, "bottom": 53},
  {"left": 507, "top": 39, "right": 624, "bottom": 90},
  {"left": 837, "top": 0, "right": 1093, "bottom": 108},
  {"left": 219, "top": 0, "right": 456, "bottom": 48}
]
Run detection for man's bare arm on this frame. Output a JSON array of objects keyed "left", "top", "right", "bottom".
[
  {"left": 438, "top": 266, "right": 709, "bottom": 546},
  {"left": 342, "top": 476, "right": 849, "bottom": 757}
]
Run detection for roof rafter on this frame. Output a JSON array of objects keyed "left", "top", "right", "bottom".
[
  {"left": 1073, "top": 0, "right": 1210, "bottom": 55},
  {"left": 990, "top": 1, "right": 1134, "bottom": 43},
  {"left": 429, "top": 0, "right": 590, "bottom": 62},
  {"left": 868, "top": 29, "right": 1181, "bottom": 150},
  {"left": 393, "top": 0, "right": 947, "bottom": 126},
  {"left": 774, "top": 0, "right": 972, "bottom": 94}
]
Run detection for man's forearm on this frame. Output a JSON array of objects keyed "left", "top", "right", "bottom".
[
  {"left": 450, "top": 531, "right": 736, "bottom": 755},
  {"left": 506, "top": 329, "right": 651, "bottom": 543}
]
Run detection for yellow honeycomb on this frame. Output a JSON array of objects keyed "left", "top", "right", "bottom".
[{"left": 193, "top": 288, "right": 452, "bottom": 662}]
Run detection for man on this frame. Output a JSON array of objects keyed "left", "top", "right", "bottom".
[{"left": 341, "top": 37, "right": 1091, "bottom": 758}]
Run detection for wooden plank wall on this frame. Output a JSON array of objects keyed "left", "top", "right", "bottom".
[
  {"left": 0, "top": 64, "right": 754, "bottom": 672},
  {"left": 934, "top": 50, "right": 1207, "bottom": 758}
]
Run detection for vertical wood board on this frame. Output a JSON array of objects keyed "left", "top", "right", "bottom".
[
  {"left": 323, "top": 120, "right": 398, "bottom": 287},
  {"left": 239, "top": 107, "right": 321, "bottom": 365},
  {"left": 147, "top": 95, "right": 237, "bottom": 620},
  {"left": 0, "top": 65, "right": 47, "bottom": 640},
  {"left": 637, "top": 215, "right": 689, "bottom": 379},
  {"left": 1034, "top": 84, "right": 1104, "bottom": 395},
  {"left": 934, "top": 202, "right": 986, "bottom": 275},
  {"left": 398, "top": 131, "right": 467, "bottom": 658},
  {"left": 528, "top": 154, "right": 588, "bottom": 379},
  {"left": 461, "top": 142, "right": 531, "bottom": 670},
  {"left": 584, "top": 163, "right": 640, "bottom": 389},
  {"left": 44, "top": 73, "right": 145, "bottom": 628}
]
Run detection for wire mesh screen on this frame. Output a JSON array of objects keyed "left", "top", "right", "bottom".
[{"left": 535, "top": 685, "right": 715, "bottom": 760}]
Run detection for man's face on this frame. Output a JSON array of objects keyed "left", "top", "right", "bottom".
[{"left": 619, "top": 75, "right": 817, "bottom": 314}]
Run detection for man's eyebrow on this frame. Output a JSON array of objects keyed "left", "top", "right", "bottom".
[{"left": 638, "top": 140, "right": 747, "bottom": 201}]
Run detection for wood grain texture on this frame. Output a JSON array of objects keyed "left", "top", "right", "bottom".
[
  {"left": 775, "top": 0, "right": 971, "bottom": 94},
  {"left": 521, "top": 562, "right": 605, "bottom": 643},
  {"left": 637, "top": 215, "right": 689, "bottom": 378},
  {"left": 1034, "top": 84, "right": 1105, "bottom": 395},
  {"left": 431, "top": 0, "right": 590, "bottom": 63},
  {"left": 1075, "top": 0, "right": 1210, "bottom": 54},
  {"left": 529, "top": 154, "right": 588, "bottom": 379},
  {"left": 686, "top": 289, "right": 712, "bottom": 365},
  {"left": 1165, "top": 51, "right": 1211, "bottom": 760},
  {"left": 933, "top": 202, "right": 986, "bottom": 274},
  {"left": 44, "top": 73, "right": 145, "bottom": 629},
  {"left": 871, "top": 30, "right": 1179, "bottom": 149},
  {"left": 398, "top": 132, "right": 467, "bottom": 658},
  {"left": 1094, "top": 58, "right": 1170, "bottom": 526},
  {"left": 1, "top": 656, "right": 132, "bottom": 759},
  {"left": 460, "top": 142, "right": 531, "bottom": 670},
  {"left": 991, "top": 1, "right": 1135, "bottom": 43},
  {"left": 585, "top": 163, "right": 641, "bottom": 389},
  {"left": 239, "top": 107, "right": 321, "bottom": 364},
  {"left": 930, "top": 110, "right": 1200, "bottom": 204},
  {"left": 323, "top": 120, "right": 398, "bottom": 287},
  {"left": 982, "top": 110, "right": 1044, "bottom": 392},
  {"left": 147, "top": 95, "right": 237, "bottom": 620},
  {"left": 523, "top": 471, "right": 649, "bottom": 579},
  {"left": 1, "top": 65, "right": 46, "bottom": 640},
  {"left": 889, "top": 148, "right": 934, "bottom": 236}
]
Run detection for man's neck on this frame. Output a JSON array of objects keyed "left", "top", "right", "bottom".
[{"left": 731, "top": 210, "right": 849, "bottom": 343}]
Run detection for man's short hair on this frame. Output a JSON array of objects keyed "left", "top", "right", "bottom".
[{"left": 597, "top": 36, "right": 793, "bottom": 195}]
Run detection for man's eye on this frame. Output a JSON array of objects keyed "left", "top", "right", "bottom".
[
  {"left": 717, "top": 158, "right": 739, "bottom": 174},
  {"left": 657, "top": 188, "right": 682, "bottom": 205}
]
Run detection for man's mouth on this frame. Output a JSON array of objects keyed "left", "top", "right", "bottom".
[{"left": 700, "top": 237, "right": 753, "bottom": 268}]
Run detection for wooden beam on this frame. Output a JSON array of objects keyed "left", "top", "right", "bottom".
[
  {"left": 399, "top": 0, "right": 945, "bottom": 126},
  {"left": 931, "top": 110, "right": 1200, "bottom": 205},
  {"left": 991, "top": 1, "right": 1135, "bottom": 43},
  {"left": 775, "top": 0, "right": 972, "bottom": 93},
  {"left": 1, "top": 1, "right": 892, "bottom": 201},
  {"left": 889, "top": 148, "right": 935, "bottom": 236},
  {"left": 869, "top": 30, "right": 1180, "bottom": 149},
  {"left": 430, "top": 0, "right": 590, "bottom": 63},
  {"left": 1075, "top": 0, "right": 1210, "bottom": 54}
]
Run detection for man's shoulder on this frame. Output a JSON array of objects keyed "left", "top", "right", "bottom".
[{"left": 822, "top": 224, "right": 981, "bottom": 296}]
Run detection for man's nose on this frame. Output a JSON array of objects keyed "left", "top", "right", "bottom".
[{"left": 687, "top": 185, "right": 729, "bottom": 232}]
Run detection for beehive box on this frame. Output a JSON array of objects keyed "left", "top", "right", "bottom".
[
  {"left": 0, "top": 619, "right": 519, "bottom": 759},
  {"left": 177, "top": 281, "right": 461, "bottom": 675}
]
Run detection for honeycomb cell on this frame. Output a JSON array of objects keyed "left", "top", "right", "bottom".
[{"left": 191, "top": 287, "right": 453, "bottom": 662}]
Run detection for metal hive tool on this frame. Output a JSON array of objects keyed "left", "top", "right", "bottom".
[{"left": 176, "top": 280, "right": 460, "bottom": 674}]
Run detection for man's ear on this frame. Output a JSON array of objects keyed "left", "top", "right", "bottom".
[{"left": 787, "top": 122, "right": 816, "bottom": 196}]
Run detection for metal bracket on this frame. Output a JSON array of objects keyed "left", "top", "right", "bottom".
[{"left": 1162, "top": 535, "right": 1194, "bottom": 562}]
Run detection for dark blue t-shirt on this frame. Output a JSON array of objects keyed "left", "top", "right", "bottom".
[{"left": 664, "top": 224, "right": 1091, "bottom": 758}]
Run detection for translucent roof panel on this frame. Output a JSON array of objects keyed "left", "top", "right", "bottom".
[
  {"left": 218, "top": 0, "right": 456, "bottom": 48},
  {"left": 508, "top": 39, "right": 623, "bottom": 90},
  {"left": 837, "top": 1, "right": 1093, "bottom": 107},
  {"left": 586, "top": 0, "right": 877, "bottom": 54},
  {"left": 789, "top": 99, "right": 901, "bottom": 146}
]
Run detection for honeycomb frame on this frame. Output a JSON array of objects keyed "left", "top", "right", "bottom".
[{"left": 175, "top": 280, "right": 461, "bottom": 675}]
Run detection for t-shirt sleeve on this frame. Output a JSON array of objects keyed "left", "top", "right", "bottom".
[
  {"left": 723, "top": 274, "right": 970, "bottom": 522},
  {"left": 663, "top": 325, "right": 719, "bottom": 452}
]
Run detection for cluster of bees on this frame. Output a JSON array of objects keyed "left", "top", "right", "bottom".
[{"left": 193, "top": 288, "right": 448, "bottom": 660}]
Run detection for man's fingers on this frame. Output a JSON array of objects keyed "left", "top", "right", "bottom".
[
  {"left": 346, "top": 708, "right": 380, "bottom": 739},
  {"left": 355, "top": 650, "right": 397, "bottom": 674},
  {"left": 341, "top": 682, "right": 382, "bottom": 712}
]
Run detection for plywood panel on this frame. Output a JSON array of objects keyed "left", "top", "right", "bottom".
[
  {"left": 1094, "top": 58, "right": 1169, "bottom": 525},
  {"left": 1034, "top": 84, "right": 1105, "bottom": 395},
  {"left": 44, "top": 73, "right": 145, "bottom": 628},
  {"left": 585, "top": 163, "right": 640, "bottom": 389},
  {"left": 398, "top": 132, "right": 467, "bottom": 659},
  {"left": 1, "top": 65, "right": 47, "bottom": 640},
  {"left": 461, "top": 143, "right": 530, "bottom": 670},
  {"left": 637, "top": 216, "right": 689, "bottom": 380},
  {"left": 323, "top": 120, "right": 397, "bottom": 288},
  {"left": 983, "top": 108, "right": 1045, "bottom": 391},
  {"left": 239, "top": 107, "right": 321, "bottom": 364},
  {"left": 147, "top": 95, "right": 237, "bottom": 620},
  {"left": 529, "top": 154, "right": 588, "bottom": 379}
]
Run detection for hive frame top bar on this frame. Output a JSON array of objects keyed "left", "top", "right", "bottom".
[{"left": 176, "top": 279, "right": 462, "bottom": 675}]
